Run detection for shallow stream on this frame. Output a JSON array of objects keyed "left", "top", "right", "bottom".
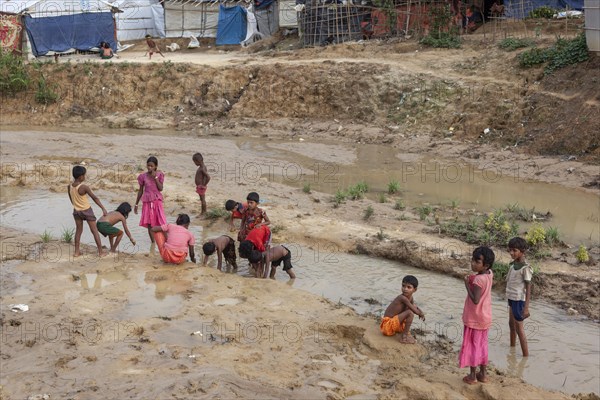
[{"left": 1, "top": 190, "right": 598, "bottom": 395}]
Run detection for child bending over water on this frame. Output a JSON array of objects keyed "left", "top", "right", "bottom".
[{"left": 97, "top": 202, "right": 136, "bottom": 252}]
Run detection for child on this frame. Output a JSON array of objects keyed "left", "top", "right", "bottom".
[
  {"left": 202, "top": 235, "right": 237, "bottom": 270},
  {"left": 151, "top": 214, "right": 196, "bottom": 265},
  {"left": 380, "top": 275, "right": 425, "bottom": 344},
  {"left": 97, "top": 202, "right": 136, "bottom": 252},
  {"left": 238, "top": 192, "right": 270, "bottom": 241},
  {"left": 134, "top": 156, "right": 167, "bottom": 245},
  {"left": 225, "top": 199, "right": 247, "bottom": 232},
  {"left": 239, "top": 224, "right": 271, "bottom": 278},
  {"left": 263, "top": 245, "right": 296, "bottom": 280},
  {"left": 459, "top": 246, "right": 494, "bottom": 385},
  {"left": 99, "top": 42, "right": 116, "bottom": 59},
  {"left": 145, "top": 34, "right": 164, "bottom": 60},
  {"left": 193, "top": 153, "right": 210, "bottom": 215},
  {"left": 67, "top": 165, "right": 108, "bottom": 257},
  {"left": 506, "top": 237, "right": 533, "bottom": 357}
]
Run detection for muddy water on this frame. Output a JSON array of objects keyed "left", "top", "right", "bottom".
[
  {"left": 238, "top": 139, "right": 600, "bottom": 247},
  {"left": 1, "top": 191, "right": 598, "bottom": 395}
]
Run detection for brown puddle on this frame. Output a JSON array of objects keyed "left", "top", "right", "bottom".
[{"left": 238, "top": 139, "right": 599, "bottom": 247}]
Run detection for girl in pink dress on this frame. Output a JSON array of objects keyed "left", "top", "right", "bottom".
[
  {"left": 134, "top": 156, "right": 167, "bottom": 243},
  {"left": 459, "top": 246, "right": 495, "bottom": 385}
]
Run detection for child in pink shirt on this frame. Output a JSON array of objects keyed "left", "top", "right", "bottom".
[
  {"left": 134, "top": 156, "right": 167, "bottom": 244},
  {"left": 459, "top": 246, "right": 494, "bottom": 385},
  {"left": 151, "top": 214, "right": 196, "bottom": 265}
]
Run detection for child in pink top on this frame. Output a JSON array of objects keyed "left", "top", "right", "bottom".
[
  {"left": 151, "top": 214, "right": 196, "bottom": 265},
  {"left": 134, "top": 156, "right": 167, "bottom": 244},
  {"left": 459, "top": 246, "right": 494, "bottom": 385}
]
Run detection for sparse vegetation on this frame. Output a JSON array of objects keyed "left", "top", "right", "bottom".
[
  {"left": 388, "top": 180, "right": 400, "bottom": 194},
  {"left": 525, "top": 223, "right": 546, "bottom": 247},
  {"left": 40, "top": 230, "right": 53, "bottom": 243},
  {"left": 376, "top": 228, "right": 389, "bottom": 240},
  {"left": 35, "top": 76, "right": 59, "bottom": 105},
  {"left": 333, "top": 189, "right": 347, "bottom": 206},
  {"left": 441, "top": 210, "right": 519, "bottom": 247},
  {"left": 527, "top": 6, "right": 557, "bottom": 19},
  {"left": 492, "top": 261, "right": 510, "bottom": 281},
  {"left": 420, "top": 5, "right": 461, "bottom": 48},
  {"left": 271, "top": 224, "right": 286, "bottom": 234},
  {"left": 499, "top": 38, "right": 534, "bottom": 51},
  {"left": 416, "top": 205, "right": 433, "bottom": 221},
  {"left": 347, "top": 182, "right": 369, "bottom": 200},
  {"left": 378, "top": 193, "right": 386, "bottom": 203},
  {"left": 0, "top": 50, "right": 29, "bottom": 95},
  {"left": 545, "top": 226, "right": 561, "bottom": 246},
  {"left": 575, "top": 245, "right": 589, "bottom": 263},
  {"left": 303, "top": 183, "right": 311, "bottom": 194},
  {"left": 363, "top": 206, "right": 374, "bottom": 221},
  {"left": 518, "top": 34, "right": 589, "bottom": 75},
  {"left": 394, "top": 199, "right": 406, "bottom": 210},
  {"left": 61, "top": 227, "right": 75, "bottom": 243},
  {"left": 205, "top": 208, "right": 228, "bottom": 220}
]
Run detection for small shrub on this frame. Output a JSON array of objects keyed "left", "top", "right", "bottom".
[
  {"left": 0, "top": 50, "right": 30, "bottom": 95},
  {"left": 575, "top": 245, "right": 589, "bottom": 263},
  {"left": 518, "top": 47, "right": 551, "bottom": 68},
  {"left": 61, "top": 227, "right": 75, "bottom": 243},
  {"left": 271, "top": 224, "right": 286, "bottom": 234},
  {"left": 416, "top": 205, "right": 433, "bottom": 221},
  {"left": 492, "top": 261, "right": 510, "bottom": 281},
  {"left": 499, "top": 38, "right": 533, "bottom": 51},
  {"left": 545, "top": 226, "right": 560, "bottom": 246},
  {"left": 35, "top": 76, "right": 58, "bottom": 105},
  {"left": 528, "top": 6, "right": 556, "bottom": 19},
  {"left": 40, "top": 230, "right": 53, "bottom": 243},
  {"left": 388, "top": 180, "right": 400, "bottom": 194},
  {"left": 205, "top": 208, "right": 228, "bottom": 219},
  {"left": 334, "top": 189, "right": 347, "bottom": 206},
  {"left": 347, "top": 182, "right": 369, "bottom": 200},
  {"left": 302, "top": 183, "right": 311, "bottom": 194},
  {"left": 376, "top": 228, "right": 389, "bottom": 240},
  {"left": 378, "top": 193, "right": 386, "bottom": 203},
  {"left": 363, "top": 206, "right": 374, "bottom": 221},
  {"left": 525, "top": 223, "right": 546, "bottom": 247},
  {"left": 394, "top": 199, "right": 406, "bottom": 210}
]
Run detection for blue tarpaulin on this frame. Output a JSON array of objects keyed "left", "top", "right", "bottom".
[
  {"left": 216, "top": 5, "right": 247, "bottom": 46},
  {"left": 24, "top": 13, "right": 115, "bottom": 56},
  {"left": 504, "top": 0, "right": 584, "bottom": 19}
]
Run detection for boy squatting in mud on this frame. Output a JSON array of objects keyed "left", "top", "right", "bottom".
[{"left": 380, "top": 275, "right": 425, "bottom": 344}]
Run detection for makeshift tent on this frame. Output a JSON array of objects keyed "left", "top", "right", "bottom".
[
  {"left": 254, "top": 0, "right": 279, "bottom": 35},
  {"left": 216, "top": 5, "right": 247, "bottom": 45},
  {"left": 504, "top": 0, "right": 584, "bottom": 19},
  {"left": 0, "top": 0, "right": 118, "bottom": 57},
  {"left": 164, "top": 0, "right": 221, "bottom": 38},
  {"left": 111, "top": 0, "right": 164, "bottom": 41}
]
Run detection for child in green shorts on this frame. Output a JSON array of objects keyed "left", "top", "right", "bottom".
[{"left": 97, "top": 202, "right": 136, "bottom": 253}]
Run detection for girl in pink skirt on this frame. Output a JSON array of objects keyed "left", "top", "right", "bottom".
[
  {"left": 459, "top": 246, "right": 494, "bottom": 385},
  {"left": 134, "top": 156, "right": 167, "bottom": 244}
]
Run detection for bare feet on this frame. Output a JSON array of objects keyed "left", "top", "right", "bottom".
[
  {"left": 476, "top": 372, "right": 489, "bottom": 383},
  {"left": 463, "top": 375, "right": 477, "bottom": 385},
  {"left": 99, "top": 251, "right": 110, "bottom": 258},
  {"left": 399, "top": 334, "right": 416, "bottom": 344},
  {"left": 73, "top": 252, "right": 82, "bottom": 258}
]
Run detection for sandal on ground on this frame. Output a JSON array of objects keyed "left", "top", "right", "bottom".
[
  {"left": 476, "top": 372, "right": 489, "bottom": 383},
  {"left": 463, "top": 375, "right": 478, "bottom": 385}
]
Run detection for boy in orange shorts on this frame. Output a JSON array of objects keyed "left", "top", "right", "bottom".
[{"left": 380, "top": 275, "right": 425, "bottom": 344}]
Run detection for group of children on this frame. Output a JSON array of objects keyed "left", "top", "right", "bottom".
[
  {"left": 67, "top": 153, "right": 295, "bottom": 280},
  {"left": 69, "top": 155, "right": 533, "bottom": 383},
  {"left": 381, "top": 238, "right": 533, "bottom": 385}
]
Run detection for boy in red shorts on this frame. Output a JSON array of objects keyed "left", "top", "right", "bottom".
[{"left": 193, "top": 153, "right": 210, "bottom": 215}]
